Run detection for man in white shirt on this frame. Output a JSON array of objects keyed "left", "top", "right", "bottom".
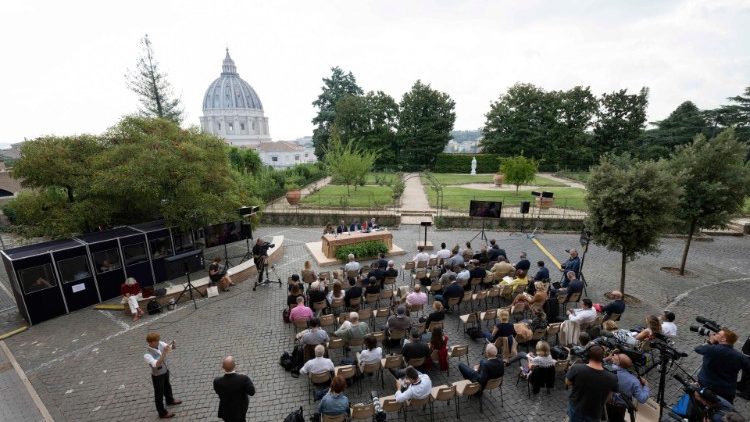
[
  {"left": 661, "top": 311, "right": 677, "bottom": 337},
  {"left": 456, "top": 264, "right": 471, "bottom": 284},
  {"left": 394, "top": 366, "right": 432, "bottom": 403},
  {"left": 435, "top": 243, "right": 452, "bottom": 260},
  {"left": 568, "top": 298, "right": 597, "bottom": 325},
  {"left": 406, "top": 285, "right": 428, "bottom": 306},
  {"left": 299, "top": 344, "right": 335, "bottom": 376},
  {"left": 144, "top": 332, "right": 182, "bottom": 419},
  {"left": 343, "top": 254, "right": 360, "bottom": 273},
  {"left": 413, "top": 246, "right": 430, "bottom": 264}
]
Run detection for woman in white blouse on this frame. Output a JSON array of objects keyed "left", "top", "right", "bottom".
[{"left": 356, "top": 335, "right": 383, "bottom": 372}]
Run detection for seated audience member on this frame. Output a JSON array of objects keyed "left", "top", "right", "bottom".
[
  {"left": 568, "top": 299, "right": 597, "bottom": 326},
  {"left": 468, "top": 260, "right": 487, "bottom": 286},
  {"left": 604, "top": 352, "right": 651, "bottom": 422},
  {"left": 299, "top": 318, "right": 330, "bottom": 346},
  {"left": 524, "top": 341, "right": 557, "bottom": 394},
  {"left": 560, "top": 299, "right": 597, "bottom": 346},
  {"left": 373, "top": 253, "right": 388, "bottom": 272},
  {"left": 288, "top": 274, "right": 305, "bottom": 293},
  {"left": 290, "top": 296, "right": 314, "bottom": 322},
  {"left": 336, "top": 220, "right": 348, "bottom": 234},
  {"left": 488, "top": 309, "right": 517, "bottom": 345},
  {"left": 633, "top": 315, "right": 662, "bottom": 343},
  {"left": 661, "top": 311, "right": 677, "bottom": 337},
  {"left": 490, "top": 258, "right": 515, "bottom": 279},
  {"left": 420, "top": 301, "right": 445, "bottom": 326},
  {"left": 300, "top": 344, "right": 334, "bottom": 376},
  {"left": 120, "top": 277, "right": 144, "bottom": 321},
  {"left": 601, "top": 320, "right": 638, "bottom": 346},
  {"left": 393, "top": 366, "right": 432, "bottom": 403},
  {"left": 323, "top": 223, "right": 335, "bottom": 235},
  {"left": 458, "top": 344, "right": 504, "bottom": 390},
  {"left": 435, "top": 275, "right": 463, "bottom": 310},
  {"left": 318, "top": 375, "right": 349, "bottom": 417},
  {"left": 435, "top": 243, "right": 452, "bottom": 260},
  {"left": 209, "top": 257, "right": 233, "bottom": 291},
  {"left": 363, "top": 277, "right": 380, "bottom": 296},
  {"left": 344, "top": 279, "right": 362, "bottom": 308},
  {"left": 406, "top": 285, "right": 428, "bottom": 307},
  {"left": 511, "top": 281, "right": 547, "bottom": 314},
  {"left": 456, "top": 264, "right": 471, "bottom": 286},
  {"left": 301, "top": 261, "right": 317, "bottom": 284},
  {"left": 308, "top": 281, "right": 328, "bottom": 307},
  {"left": 343, "top": 254, "right": 360, "bottom": 273},
  {"left": 461, "top": 241, "right": 474, "bottom": 261},
  {"left": 561, "top": 269, "right": 579, "bottom": 289},
  {"left": 596, "top": 290, "right": 625, "bottom": 321},
  {"left": 384, "top": 261, "right": 398, "bottom": 279},
  {"left": 515, "top": 252, "right": 531, "bottom": 272},
  {"left": 401, "top": 330, "right": 431, "bottom": 370},
  {"left": 327, "top": 281, "right": 345, "bottom": 305},
  {"left": 474, "top": 246, "right": 490, "bottom": 264},
  {"left": 445, "top": 247, "right": 464, "bottom": 268},
  {"left": 386, "top": 306, "right": 412, "bottom": 336},
  {"left": 334, "top": 312, "right": 370, "bottom": 344},
  {"left": 499, "top": 268, "right": 529, "bottom": 290},
  {"left": 413, "top": 246, "right": 430, "bottom": 264},
  {"left": 429, "top": 327, "right": 449, "bottom": 371},
  {"left": 487, "top": 239, "right": 507, "bottom": 262},
  {"left": 438, "top": 265, "right": 456, "bottom": 285},
  {"left": 356, "top": 336, "right": 383, "bottom": 372},
  {"left": 287, "top": 285, "right": 304, "bottom": 309},
  {"left": 555, "top": 271, "right": 583, "bottom": 301},
  {"left": 533, "top": 261, "right": 550, "bottom": 282}
]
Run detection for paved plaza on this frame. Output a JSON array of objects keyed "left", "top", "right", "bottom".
[{"left": 0, "top": 225, "right": 749, "bottom": 421}]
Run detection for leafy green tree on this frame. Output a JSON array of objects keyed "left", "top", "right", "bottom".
[
  {"left": 311, "top": 67, "right": 363, "bottom": 159},
  {"left": 323, "top": 129, "right": 377, "bottom": 194},
  {"left": 639, "top": 101, "right": 709, "bottom": 160},
  {"left": 669, "top": 129, "right": 750, "bottom": 275},
  {"left": 719, "top": 85, "right": 750, "bottom": 142},
  {"left": 500, "top": 156, "right": 537, "bottom": 193},
  {"left": 398, "top": 80, "right": 456, "bottom": 170},
  {"left": 126, "top": 34, "right": 183, "bottom": 124},
  {"left": 228, "top": 146, "right": 263, "bottom": 174},
  {"left": 585, "top": 154, "right": 679, "bottom": 294},
  {"left": 593, "top": 88, "right": 649, "bottom": 158},
  {"left": 333, "top": 91, "right": 399, "bottom": 170}
]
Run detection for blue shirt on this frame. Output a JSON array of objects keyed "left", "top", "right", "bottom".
[
  {"left": 319, "top": 392, "right": 349, "bottom": 416},
  {"left": 602, "top": 300, "right": 625, "bottom": 317},
  {"left": 562, "top": 256, "right": 581, "bottom": 277},
  {"left": 695, "top": 343, "right": 750, "bottom": 397},
  {"left": 611, "top": 365, "right": 650, "bottom": 406},
  {"left": 534, "top": 267, "right": 550, "bottom": 281}
]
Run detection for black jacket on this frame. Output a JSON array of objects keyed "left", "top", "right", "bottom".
[
  {"left": 402, "top": 341, "right": 430, "bottom": 362},
  {"left": 345, "top": 286, "right": 362, "bottom": 306},
  {"left": 477, "top": 358, "right": 504, "bottom": 389},
  {"left": 213, "top": 373, "right": 255, "bottom": 422}
]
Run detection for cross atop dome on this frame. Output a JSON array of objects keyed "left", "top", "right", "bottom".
[{"left": 222, "top": 48, "right": 237, "bottom": 75}]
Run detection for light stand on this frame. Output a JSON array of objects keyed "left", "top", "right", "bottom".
[
  {"left": 222, "top": 243, "right": 234, "bottom": 270},
  {"left": 238, "top": 206, "right": 259, "bottom": 264},
  {"left": 174, "top": 262, "right": 204, "bottom": 309},
  {"left": 240, "top": 222, "right": 254, "bottom": 263},
  {"left": 470, "top": 219, "right": 488, "bottom": 242}
]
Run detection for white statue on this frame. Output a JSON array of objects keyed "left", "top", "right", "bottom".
[{"left": 470, "top": 156, "right": 477, "bottom": 175}]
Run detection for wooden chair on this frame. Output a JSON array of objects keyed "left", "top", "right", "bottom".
[
  {"left": 379, "top": 289, "right": 394, "bottom": 307},
  {"left": 428, "top": 282, "right": 443, "bottom": 300},
  {"left": 319, "top": 314, "right": 336, "bottom": 333},
  {"left": 365, "top": 293, "right": 380, "bottom": 308},
  {"left": 469, "top": 277, "right": 483, "bottom": 291},
  {"left": 559, "top": 292, "right": 581, "bottom": 313},
  {"left": 401, "top": 261, "right": 415, "bottom": 282},
  {"left": 357, "top": 308, "right": 373, "bottom": 324},
  {"left": 349, "top": 403, "right": 376, "bottom": 421},
  {"left": 327, "top": 337, "right": 345, "bottom": 360},
  {"left": 510, "top": 284, "right": 526, "bottom": 300},
  {"left": 373, "top": 307, "right": 390, "bottom": 328},
  {"left": 346, "top": 270, "right": 359, "bottom": 280},
  {"left": 408, "top": 303, "right": 424, "bottom": 318},
  {"left": 446, "top": 296, "right": 461, "bottom": 314},
  {"left": 293, "top": 318, "right": 309, "bottom": 334},
  {"left": 348, "top": 296, "right": 362, "bottom": 311},
  {"left": 472, "top": 290, "right": 488, "bottom": 311},
  {"left": 484, "top": 377, "right": 504, "bottom": 407},
  {"left": 334, "top": 364, "right": 358, "bottom": 394},
  {"left": 416, "top": 259, "right": 428, "bottom": 269},
  {"left": 308, "top": 370, "right": 332, "bottom": 403},
  {"left": 431, "top": 384, "right": 459, "bottom": 419},
  {"left": 452, "top": 380, "right": 483, "bottom": 413},
  {"left": 479, "top": 308, "right": 498, "bottom": 327},
  {"left": 546, "top": 322, "right": 562, "bottom": 345},
  {"left": 313, "top": 300, "right": 328, "bottom": 314},
  {"left": 486, "top": 287, "right": 501, "bottom": 307},
  {"left": 347, "top": 337, "right": 365, "bottom": 354},
  {"left": 329, "top": 297, "right": 345, "bottom": 315},
  {"left": 412, "top": 269, "right": 427, "bottom": 287},
  {"left": 404, "top": 395, "right": 433, "bottom": 422},
  {"left": 461, "top": 291, "right": 474, "bottom": 312},
  {"left": 386, "top": 329, "right": 407, "bottom": 352},
  {"left": 370, "top": 331, "right": 385, "bottom": 346},
  {"left": 427, "top": 257, "right": 438, "bottom": 269},
  {"left": 458, "top": 312, "right": 478, "bottom": 336},
  {"left": 499, "top": 284, "right": 514, "bottom": 302},
  {"left": 448, "top": 345, "right": 469, "bottom": 376},
  {"left": 404, "top": 356, "right": 426, "bottom": 369},
  {"left": 360, "top": 360, "right": 382, "bottom": 389},
  {"left": 383, "top": 276, "right": 397, "bottom": 290},
  {"left": 378, "top": 396, "right": 403, "bottom": 420},
  {"left": 380, "top": 354, "right": 404, "bottom": 385},
  {"left": 426, "top": 321, "right": 443, "bottom": 332}
]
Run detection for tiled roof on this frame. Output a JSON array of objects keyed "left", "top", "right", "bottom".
[{"left": 255, "top": 141, "right": 304, "bottom": 153}]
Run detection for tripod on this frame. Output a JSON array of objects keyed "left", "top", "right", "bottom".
[
  {"left": 648, "top": 340, "right": 690, "bottom": 421},
  {"left": 253, "top": 258, "right": 282, "bottom": 291},
  {"left": 174, "top": 266, "right": 205, "bottom": 310},
  {"left": 223, "top": 243, "right": 235, "bottom": 269},
  {"left": 470, "top": 219, "right": 488, "bottom": 243},
  {"left": 240, "top": 238, "right": 253, "bottom": 263}
]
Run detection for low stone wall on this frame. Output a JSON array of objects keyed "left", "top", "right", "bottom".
[
  {"left": 436, "top": 216, "right": 585, "bottom": 232},
  {"left": 262, "top": 211, "right": 401, "bottom": 228}
]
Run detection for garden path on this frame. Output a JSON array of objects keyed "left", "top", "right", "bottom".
[
  {"left": 399, "top": 173, "right": 433, "bottom": 211},
  {"left": 538, "top": 172, "right": 586, "bottom": 189}
]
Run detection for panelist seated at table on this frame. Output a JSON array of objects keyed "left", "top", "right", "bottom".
[
  {"left": 337, "top": 220, "right": 348, "bottom": 234},
  {"left": 349, "top": 220, "right": 362, "bottom": 232}
]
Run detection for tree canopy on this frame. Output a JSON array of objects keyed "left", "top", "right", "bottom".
[
  {"left": 311, "top": 67, "right": 363, "bottom": 159},
  {"left": 126, "top": 34, "right": 183, "bottom": 124},
  {"left": 500, "top": 156, "right": 537, "bottom": 193},
  {"left": 322, "top": 129, "right": 377, "bottom": 194}
]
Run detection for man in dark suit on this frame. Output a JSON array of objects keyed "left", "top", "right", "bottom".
[
  {"left": 344, "top": 278, "right": 362, "bottom": 308},
  {"left": 213, "top": 356, "right": 255, "bottom": 422},
  {"left": 336, "top": 220, "right": 348, "bottom": 234},
  {"left": 487, "top": 239, "right": 506, "bottom": 262},
  {"left": 458, "top": 344, "right": 504, "bottom": 390}
]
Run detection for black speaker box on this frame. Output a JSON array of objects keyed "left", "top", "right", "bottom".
[{"left": 520, "top": 201, "right": 531, "bottom": 214}]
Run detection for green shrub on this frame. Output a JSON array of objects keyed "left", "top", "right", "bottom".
[
  {"left": 334, "top": 240, "right": 389, "bottom": 261},
  {"left": 434, "top": 154, "right": 503, "bottom": 173}
]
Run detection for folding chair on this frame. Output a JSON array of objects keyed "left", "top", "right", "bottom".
[
  {"left": 458, "top": 312, "right": 478, "bottom": 336},
  {"left": 349, "top": 403, "right": 376, "bottom": 421},
  {"left": 308, "top": 370, "right": 332, "bottom": 403},
  {"left": 431, "top": 384, "right": 458, "bottom": 419},
  {"left": 380, "top": 354, "right": 404, "bottom": 386},
  {"left": 484, "top": 377, "right": 504, "bottom": 407},
  {"left": 448, "top": 344, "right": 469, "bottom": 376},
  {"left": 452, "top": 380, "right": 483, "bottom": 413}
]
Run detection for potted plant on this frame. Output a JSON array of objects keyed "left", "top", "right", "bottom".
[
  {"left": 494, "top": 165, "right": 505, "bottom": 186},
  {"left": 284, "top": 177, "right": 302, "bottom": 205}
]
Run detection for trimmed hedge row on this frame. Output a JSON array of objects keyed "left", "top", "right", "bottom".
[
  {"left": 434, "top": 154, "right": 502, "bottom": 173},
  {"left": 334, "top": 240, "right": 389, "bottom": 262}
]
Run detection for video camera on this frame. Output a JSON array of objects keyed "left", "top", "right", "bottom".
[
  {"left": 370, "top": 391, "right": 386, "bottom": 422},
  {"left": 594, "top": 335, "right": 648, "bottom": 368},
  {"left": 256, "top": 241, "right": 275, "bottom": 255},
  {"left": 689, "top": 316, "right": 721, "bottom": 337}
]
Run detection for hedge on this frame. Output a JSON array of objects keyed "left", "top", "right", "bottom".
[
  {"left": 434, "top": 154, "right": 503, "bottom": 173},
  {"left": 334, "top": 240, "right": 389, "bottom": 262}
]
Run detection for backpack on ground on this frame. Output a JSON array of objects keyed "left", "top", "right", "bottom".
[
  {"left": 283, "top": 308, "right": 291, "bottom": 323},
  {"left": 146, "top": 299, "right": 162, "bottom": 315},
  {"left": 279, "top": 352, "right": 294, "bottom": 371},
  {"left": 283, "top": 406, "right": 304, "bottom": 422},
  {"left": 465, "top": 326, "right": 484, "bottom": 340},
  {"left": 551, "top": 345, "right": 569, "bottom": 360}
]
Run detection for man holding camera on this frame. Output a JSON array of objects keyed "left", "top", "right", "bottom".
[
  {"left": 604, "top": 352, "right": 650, "bottom": 422},
  {"left": 695, "top": 327, "right": 750, "bottom": 403},
  {"left": 252, "top": 238, "right": 273, "bottom": 289},
  {"left": 144, "top": 332, "right": 182, "bottom": 419}
]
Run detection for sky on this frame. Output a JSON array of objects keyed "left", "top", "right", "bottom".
[{"left": 1, "top": 0, "right": 749, "bottom": 147}]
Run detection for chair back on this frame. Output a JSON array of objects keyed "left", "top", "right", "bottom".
[
  {"left": 328, "top": 337, "right": 345, "bottom": 350},
  {"left": 470, "top": 277, "right": 482, "bottom": 288},
  {"left": 408, "top": 395, "right": 430, "bottom": 408},
  {"left": 485, "top": 376, "right": 503, "bottom": 391},
  {"left": 371, "top": 331, "right": 385, "bottom": 344},
  {"left": 428, "top": 283, "right": 443, "bottom": 293},
  {"left": 319, "top": 314, "right": 335, "bottom": 329},
  {"left": 447, "top": 297, "right": 461, "bottom": 308},
  {"left": 310, "top": 370, "right": 332, "bottom": 384},
  {"left": 322, "top": 414, "right": 346, "bottom": 422},
  {"left": 313, "top": 301, "right": 327, "bottom": 312},
  {"left": 462, "top": 291, "right": 473, "bottom": 302},
  {"left": 481, "top": 308, "right": 497, "bottom": 322},
  {"left": 432, "top": 385, "right": 456, "bottom": 401},
  {"left": 381, "top": 354, "right": 404, "bottom": 369},
  {"left": 330, "top": 297, "right": 345, "bottom": 310},
  {"left": 383, "top": 277, "right": 397, "bottom": 287},
  {"left": 334, "top": 364, "right": 356, "bottom": 380},
  {"left": 473, "top": 291, "right": 488, "bottom": 301},
  {"left": 455, "top": 381, "right": 480, "bottom": 397},
  {"left": 449, "top": 344, "right": 468, "bottom": 358},
  {"left": 500, "top": 284, "right": 513, "bottom": 298},
  {"left": 427, "top": 321, "right": 444, "bottom": 332},
  {"left": 408, "top": 303, "right": 423, "bottom": 314},
  {"left": 380, "top": 397, "right": 402, "bottom": 413},
  {"left": 337, "top": 314, "right": 349, "bottom": 325},
  {"left": 348, "top": 297, "right": 361, "bottom": 308},
  {"left": 402, "top": 261, "right": 415, "bottom": 271},
  {"left": 379, "top": 290, "right": 393, "bottom": 302},
  {"left": 414, "top": 268, "right": 427, "bottom": 279},
  {"left": 293, "top": 318, "right": 309, "bottom": 329},
  {"left": 357, "top": 308, "right": 372, "bottom": 321},
  {"left": 388, "top": 328, "right": 406, "bottom": 342},
  {"left": 427, "top": 257, "right": 438, "bottom": 268},
  {"left": 361, "top": 360, "right": 381, "bottom": 375},
  {"left": 366, "top": 293, "right": 379, "bottom": 304},
  {"left": 348, "top": 337, "right": 364, "bottom": 348},
  {"left": 405, "top": 357, "right": 425, "bottom": 368},
  {"left": 416, "top": 260, "right": 427, "bottom": 269},
  {"left": 349, "top": 403, "right": 375, "bottom": 420},
  {"left": 374, "top": 307, "right": 390, "bottom": 318},
  {"left": 567, "top": 292, "right": 581, "bottom": 303},
  {"left": 346, "top": 270, "right": 359, "bottom": 279}
]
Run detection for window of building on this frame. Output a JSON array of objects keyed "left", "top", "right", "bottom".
[
  {"left": 228, "top": 123, "right": 233, "bottom": 132},
  {"left": 217, "top": 122, "right": 221, "bottom": 130},
  {"left": 304, "top": 153, "right": 309, "bottom": 158},
  {"left": 295, "top": 155, "right": 300, "bottom": 161},
  {"left": 240, "top": 123, "right": 245, "bottom": 131},
  {"left": 271, "top": 156, "right": 278, "bottom": 162}
]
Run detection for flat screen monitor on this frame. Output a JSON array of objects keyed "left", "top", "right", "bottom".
[
  {"left": 469, "top": 200, "right": 502, "bottom": 219},
  {"left": 202, "top": 221, "right": 242, "bottom": 248}
]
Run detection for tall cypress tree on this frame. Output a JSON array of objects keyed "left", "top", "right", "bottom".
[{"left": 126, "top": 34, "right": 183, "bottom": 124}]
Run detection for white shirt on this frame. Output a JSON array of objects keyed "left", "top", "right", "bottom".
[
  {"left": 413, "top": 252, "right": 430, "bottom": 263},
  {"left": 661, "top": 321, "right": 677, "bottom": 337},
  {"left": 436, "top": 249, "right": 452, "bottom": 259},
  {"left": 395, "top": 373, "right": 432, "bottom": 402},
  {"left": 406, "top": 292, "right": 428, "bottom": 306},
  {"left": 358, "top": 347, "right": 383, "bottom": 367},
  {"left": 144, "top": 341, "right": 170, "bottom": 375},
  {"left": 569, "top": 308, "right": 597, "bottom": 324},
  {"left": 344, "top": 262, "right": 360, "bottom": 272},
  {"left": 456, "top": 270, "right": 470, "bottom": 282},
  {"left": 300, "top": 356, "right": 334, "bottom": 375}
]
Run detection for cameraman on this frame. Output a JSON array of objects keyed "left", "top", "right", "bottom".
[
  {"left": 695, "top": 327, "right": 750, "bottom": 403},
  {"left": 604, "top": 353, "right": 650, "bottom": 422},
  {"left": 252, "top": 238, "right": 273, "bottom": 288}
]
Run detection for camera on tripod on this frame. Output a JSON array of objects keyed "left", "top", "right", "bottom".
[
  {"left": 258, "top": 241, "right": 275, "bottom": 254},
  {"left": 689, "top": 316, "right": 721, "bottom": 337},
  {"left": 370, "top": 391, "right": 386, "bottom": 422}
]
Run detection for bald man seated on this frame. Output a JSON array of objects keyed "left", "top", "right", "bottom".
[
  {"left": 457, "top": 344, "right": 505, "bottom": 390},
  {"left": 213, "top": 356, "right": 255, "bottom": 422}
]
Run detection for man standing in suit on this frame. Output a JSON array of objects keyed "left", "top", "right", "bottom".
[
  {"left": 457, "top": 344, "right": 504, "bottom": 390},
  {"left": 213, "top": 356, "right": 255, "bottom": 422}
]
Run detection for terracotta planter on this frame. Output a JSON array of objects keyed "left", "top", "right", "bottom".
[
  {"left": 285, "top": 190, "right": 301, "bottom": 205},
  {"left": 493, "top": 174, "right": 504, "bottom": 186}
]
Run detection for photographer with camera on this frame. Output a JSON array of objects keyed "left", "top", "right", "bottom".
[
  {"left": 565, "top": 345, "right": 618, "bottom": 421},
  {"left": 695, "top": 325, "right": 750, "bottom": 403},
  {"left": 252, "top": 238, "right": 275, "bottom": 289},
  {"left": 603, "top": 352, "right": 650, "bottom": 422}
]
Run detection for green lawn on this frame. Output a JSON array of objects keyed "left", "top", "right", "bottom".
[
  {"left": 554, "top": 171, "right": 590, "bottom": 184},
  {"left": 301, "top": 185, "right": 395, "bottom": 208},
  {"left": 427, "top": 186, "right": 588, "bottom": 212},
  {"left": 329, "top": 172, "right": 399, "bottom": 186},
  {"left": 423, "top": 173, "right": 567, "bottom": 187}
]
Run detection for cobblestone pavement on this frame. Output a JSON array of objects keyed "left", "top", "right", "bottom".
[
  {"left": 1, "top": 226, "right": 749, "bottom": 421},
  {"left": 0, "top": 341, "right": 48, "bottom": 421}
]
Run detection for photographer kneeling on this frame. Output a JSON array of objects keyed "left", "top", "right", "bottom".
[
  {"left": 695, "top": 328, "right": 750, "bottom": 403},
  {"left": 603, "top": 352, "right": 650, "bottom": 422}
]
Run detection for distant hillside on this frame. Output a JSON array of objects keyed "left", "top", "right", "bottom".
[{"left": 451, "top": 130, "right": 481, "bottom": 142}]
